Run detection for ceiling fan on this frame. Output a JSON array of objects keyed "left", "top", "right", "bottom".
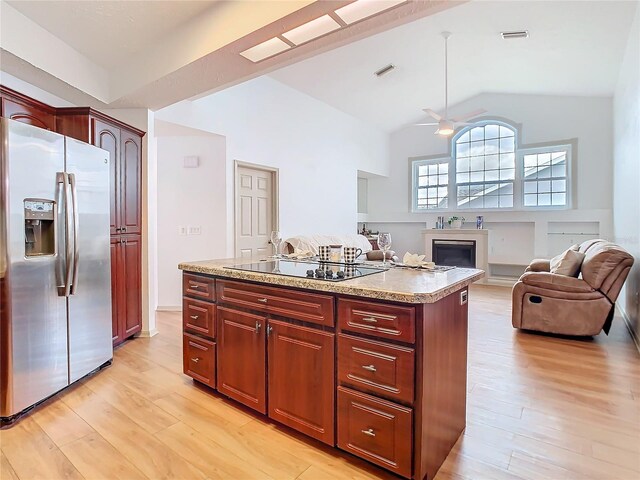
[{"left": 415, "top": 31, "right": 486, "bottom": 136}]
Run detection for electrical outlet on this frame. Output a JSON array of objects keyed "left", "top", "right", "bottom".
[
  {"left": 187, "top": 225, "right": 201, "bottom": 235},
  {"left": 178, "top": 226, "right": 187, "bottom": 236}
]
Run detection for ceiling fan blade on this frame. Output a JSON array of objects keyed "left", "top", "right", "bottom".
[
  {"left": 451, "top": 109, "right": 487, "bottom": 123},
  {"left": 422, "top": 108, "right": 442, "bottom": 121},
  {"left": 413, "top": 122, "right": 439, "bottom": 126}
]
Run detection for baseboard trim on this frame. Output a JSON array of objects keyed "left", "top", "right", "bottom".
[
  {"left": 137, "top": 328, "right": 159, "bottom": 338},
  {"left": 156, "top": 306, "right": 182, "bottom": 312},
  {"left": 618, "top": 304, "right": 640, "bottom": 354}
]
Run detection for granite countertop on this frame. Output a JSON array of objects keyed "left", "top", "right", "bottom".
[{"left": 179, "top": 257, "right": 484, "bottom": 304}]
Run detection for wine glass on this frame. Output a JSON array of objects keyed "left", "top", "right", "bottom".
[
  {"left": 377, "top": 232, "right": 392, "bottom": 266},
  {"left": 270, "top": 230, "right": 282, "bottom": 258}
]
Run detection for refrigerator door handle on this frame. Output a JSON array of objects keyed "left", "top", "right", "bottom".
[
  {"left": 69, "top": 173, "right": 80, "bottom": 295},
  {"left": 56, "top": 172, "right": 73, "bottom": 297}
]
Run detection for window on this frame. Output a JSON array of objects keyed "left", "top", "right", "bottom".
[
  {"left": 454, "top": 124, "right": 515, "bottom": 209},
  {"left": 413, "top": 160, "right": 448, "bottom": 210},
  {"left": 522, "top": 146, "right": 570, "bottom": 207},
  {"left": 410, "top": 120, "right": 572, "bottom": 212}
]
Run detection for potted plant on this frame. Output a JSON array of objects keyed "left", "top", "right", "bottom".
[{"left": 448, "top": 216, "right": 465, "bottom": 229}]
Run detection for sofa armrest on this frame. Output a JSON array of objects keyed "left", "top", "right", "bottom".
[
  {"left": 525, "top": 259, "right": 551, "bottom": 273},
  {"left": 520, "top": 272, "right": 594, "bottom": 293}
]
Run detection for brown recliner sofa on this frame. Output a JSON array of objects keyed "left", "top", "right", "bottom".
[{"left": 512, "top": 239, "right": 634, "bottom": 336}]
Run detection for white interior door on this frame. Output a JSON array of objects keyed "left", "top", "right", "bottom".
[{"left": 235, "top": 166, "right": 275, "bottom": 258}]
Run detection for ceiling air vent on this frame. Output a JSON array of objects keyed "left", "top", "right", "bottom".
[
  {"left": 501, "top": 30, "right": 529, "bottom": 39},
  {"left": 374, "top": 64, "right": 395, "bottom": 77}
]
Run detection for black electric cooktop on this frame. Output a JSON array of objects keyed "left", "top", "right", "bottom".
[{"left": 225, "top": 259, "right": 385, "bottom": 282}]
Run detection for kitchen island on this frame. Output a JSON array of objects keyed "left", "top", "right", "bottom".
[{"left": 178, "top": 257, "right": 483, "bottom": 480}]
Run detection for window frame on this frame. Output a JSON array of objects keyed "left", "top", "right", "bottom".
[
  {"left": 518, "top": 143, "right": 573, "bottom": 210},
  {"left": 411, "top": 156, "right": 451, "bottom": 212},
  {"left": 409, "top": 120, "right": 574, "bottom": 213}
]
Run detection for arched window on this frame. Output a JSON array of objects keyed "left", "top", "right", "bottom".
[
  {"left": 454, "top": 122, "right": 515, "bottom": 208},
  {"left": 411, "top": 119, "right": 571, "bottom": 212}
]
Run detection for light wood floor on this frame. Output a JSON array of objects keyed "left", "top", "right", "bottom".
[{"left": 1, "top": 285, "right": 639, "bottom": 480}]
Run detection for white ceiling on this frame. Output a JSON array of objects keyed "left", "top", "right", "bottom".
[
  {"left": 269, "top": 1, "right": 638, "bottom": 132},
  {"left": 1, "top": 0, "right": 462, "bottom": 110},
  {"left": 7, "top": 1, "right": 219, "bottom": 69}
]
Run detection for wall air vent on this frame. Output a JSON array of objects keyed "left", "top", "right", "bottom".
[
  {"left": 374, "top": 64, "right": 395, "bottom": 77},
  {"left": 501, "top": 30, "right": 529, "bottom": 39}
]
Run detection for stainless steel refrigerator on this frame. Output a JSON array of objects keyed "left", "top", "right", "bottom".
[{"left": 1, "top": 118, "right": 113, "bottom": 424}]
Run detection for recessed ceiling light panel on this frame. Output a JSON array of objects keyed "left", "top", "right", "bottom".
[
  {"left": 335, "top": 0, "right": 407, "bottom": 25},
  {"left": 282, "top": 15, "right": 341, "bottom": 45},
  {"left": 240, "top": 37, "right": 291, "bottom": 63}
]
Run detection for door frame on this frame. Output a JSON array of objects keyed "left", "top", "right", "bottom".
[{"left": 233, "top": 160, "right": 280, "bottom": 258}]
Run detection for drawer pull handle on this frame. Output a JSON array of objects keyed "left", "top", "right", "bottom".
[
  {"left": 191, "top": 357, "right": 200, "bottom": 363},
  {"left": 255, "top": 321, "right": 262, "bottom": 333},
  {"left": 360, "top": 316, "right": 378, "bottom": 323},
  {"left": 267, "top": 325, "right": 273, "bottom": 337},
  {"left": 257, "top": 298, "right": 268, "bottom": 303},
  {"left": 361, "top": 428, "right": 376, "bottom": 437},
  {"left": 191, "top": 285, "right": 199, "bottom": 289},
  {"left": 190, "top": 315, "right": 199, "bottom": 320},
  {"left": 361, "top": 365, "right": 377, "bottom": 372}
]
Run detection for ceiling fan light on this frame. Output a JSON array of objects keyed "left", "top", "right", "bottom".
[{"left": 436, "top": 120, "right": 454, "bottom": 136}]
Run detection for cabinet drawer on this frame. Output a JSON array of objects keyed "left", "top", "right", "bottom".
[
  {"left": 338, "top": 299, "right": 415, "bottom": 344},
  {"left": 337, "top": 386, "right": 412, "bottom": 478},
  {"left": 338, "top": 334, "right": 414, "bottom": 404},
  {"left": 183, "top": 333, "right": 216, "bottom": 389},
  {"left": 217, "top": 280, "right": 334, "bottom": 327},
  {"left": 183, "top": 297, "right": 216, "bottom": 339},
  {"left": 183, "top": 273, "right": 215, "bottom": 302}
]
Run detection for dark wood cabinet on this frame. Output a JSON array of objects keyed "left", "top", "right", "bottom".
[
  {"left": 120, "top": 131, "right": 142, "bottom": 235},
  {"left": 57, "top": 107, "right": 144, "bottom": 345},
  {"left": 57, "top": 109, "right": 144, "bottom": 237},
  {"left": 182, "top": 272, "right": 471, "bottom": 480},
  {"left": 183, "top": 333, "right": 216, "bottom": 389},
  {"left": 0, "top": 86, "right": 56, "bottom": 131},
  {"left": 92, "top": 119, "right": 121, "bottom": 235},
  {"left": 337, "top": 386, "right": 413, "bottom": 478},
  {"left": 110, "top": 235, "right": 142, "bottom": 344},
  {"left": 267, "top": 319, "right": 335, "bottom": 445},
  {"left": 216, "top": 306, "right": 266, "bottom": 414}
]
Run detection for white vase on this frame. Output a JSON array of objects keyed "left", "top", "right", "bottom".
[{"left": 451, "top": 219, "right": 463, "bottom": 229}]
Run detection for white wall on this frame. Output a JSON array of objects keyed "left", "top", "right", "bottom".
[
  {"left": 156, "top": 76, "right": 389, "bottom": 256},
  {"left": 366, "top": 93, "right": 614, "bottom": 263},
  {"left": 0, "top": 71, "right": 75, "bottom": 107},
  {"left": 613, "top": 5, "right": 640, "bottom": 342},
  {"left": 156, "top": 130, "right": 227, "bottom": 308}
]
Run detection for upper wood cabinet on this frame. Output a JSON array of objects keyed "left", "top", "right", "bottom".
[
  {"left": 56, "top": 107, "right": 144, "bottom": 236},
  {"left": 0, "top": 86, "right": 56, "bottom": 131}
]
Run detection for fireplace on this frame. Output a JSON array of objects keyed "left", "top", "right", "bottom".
[{"left": 432, "top": 239, "right": 476, "bottom": 268}]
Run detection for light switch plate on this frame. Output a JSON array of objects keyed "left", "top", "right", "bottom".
[
  {"left": 187, "top": 225, "right": 201, "bottom": 235},
  {"left": 178, "top": 226, "right": 187, "bottom": 236}
]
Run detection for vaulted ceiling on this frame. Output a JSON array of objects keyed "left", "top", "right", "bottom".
[
  {"left": 0, "top": 0, "right": 462, "bottom": 110},
  {"left": 269, "top": 0, "right": 638, "bottom": 132}
]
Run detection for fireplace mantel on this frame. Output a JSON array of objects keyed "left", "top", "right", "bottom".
[{"left": 422, "top": 229, "right": 488, "bottom": 284}]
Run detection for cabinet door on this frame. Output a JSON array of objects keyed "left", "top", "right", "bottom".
[
  {"left": 110, "top": 237, "right": 123, "bottom": 344},
  {"left": 120, "top": 130, "right": 142, "bottom": 235},
  {"left": 121, "top": 235, "right": 142, "bottom": 338},
  {"left": 217, "top": 307, "right": 266, "bottom": 413},
  {"left": 268, "top": 319, "right": 335, "bottom": 445},
  {"left": 92, "top": 118, "right": 121, "bottom": 235},
  {"left": 2, "top": 98, "right": 56, "bottom": 131}
]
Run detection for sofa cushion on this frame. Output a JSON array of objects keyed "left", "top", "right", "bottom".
[
  {"left": 550, "top": 248, "right": 585, "bottom": 277},
  {"left": 580, "top": 241, "right": 634, "bottom": 290}
]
